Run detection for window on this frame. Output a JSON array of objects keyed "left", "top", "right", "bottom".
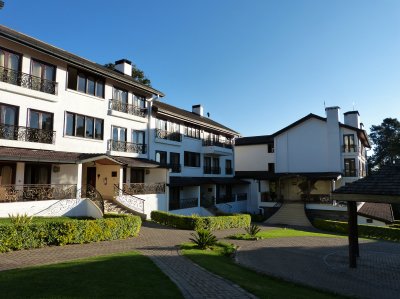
[
  {"left": 29, "top": 109, "right": 53, "bottom": 131},
  {"left": 170, "top": 152, "right": 180, "bottom": 172},
  {"left": 267, "top": 143, "right": 274, "bottom": 153},
  {"left": 0, "top": 103, "right": 18, "bottom": 140},
  {"left": 204, "top": 156, "right": 211, "bottom": 174},
  {"left": 344, "top": 158, "right": 356, "bottom": 177},
  {"left": 0, "top": 47, "right": 21, "bottom": 85},
  {"left": 184, "top": 125, "right": 200, "bottom": 139},
  {"left": 156, "top": 119, "right": 167, "bottom": 130},
  {"left": 185, "top": 151, "right": 200, "bottom": 167},
  {"left": 156, "top": 151, "right": 167, "bottom": 165},
  {"left": 67, "top": 67, "right": 104, "bottom": 98},
  {"left": 113, "top": 87, "right": 128, "bottom": 103},
  {"left": 268, "top": 163, "right": 275, "bottom": 173},
  {"left": 133, "top": 94, "right": 146, "bottom": 108},
  {"left": 132, "top": 130, "right": 145, "bottom": 144},
  {"left": 31, "top": 59, "right": 55, "bottom": 86},
  {"left": 213, "top": 157, "right": 220, "bottom": 174},
  {"left": 225, "top": 159, "right": 232, "bottom": 174},
  {"left": 343, "top": 134, "right": 356, "bottom": 152},
  {"left": 65, "top": 112, "right": 103, "bottom": 140},
  {"left": 113, "top": 126, "right": 127, "bottom": 142}
]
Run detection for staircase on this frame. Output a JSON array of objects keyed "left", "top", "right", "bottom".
[
  {"left": 265, "top": 202, "right": 312, "bottom": 227},
  {"left": 104, "top": 199, "right": 146, "bottom": 220}
]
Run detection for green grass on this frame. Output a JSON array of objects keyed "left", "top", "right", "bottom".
[
  {"left": 181, "top": 243, "right": 349, "bottom": 299},
  {"left": 0, "top": 251, "right": 183, "bottom": 298},
  {"left": 229, "top": 228, "right": 346, "bottom": 240}
]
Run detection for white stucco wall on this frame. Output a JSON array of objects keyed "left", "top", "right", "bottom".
[{"left": 234, "top": 144, "right": 273, "bottom": 172}]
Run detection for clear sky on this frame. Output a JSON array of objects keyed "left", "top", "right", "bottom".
[{"left": 1, "top": 0, "right": 399, "bottom": 137}]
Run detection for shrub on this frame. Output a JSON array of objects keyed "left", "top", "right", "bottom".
[
  {"left": 313, "top": 218, "right": 400, "bottom": 242},
  {"left": 245, "top": 223, "right": 261, "bottom": 237},
  {"left": 190, "top": 229, "right": 218, "bottom": 249},
  {"left": 0, "top": 214, "right": 141, "bottom": 253},
  {"left": 151, "top": 211, "right": 251, "bottom": 231}
]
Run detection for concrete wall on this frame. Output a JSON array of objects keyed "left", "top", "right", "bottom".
[{"left": 235, "top": 144, "right": 274, "bottom": 171}]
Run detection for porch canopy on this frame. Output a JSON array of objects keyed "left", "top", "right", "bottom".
[
  {"left": 332, "top": 164, "right": 400, "bottom": 268},
  {"left": 169, "top": 176, "right": 250, "bottom": 187}
]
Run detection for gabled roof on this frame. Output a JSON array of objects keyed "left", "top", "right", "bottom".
[
  {"left": 152, "top": 101, "right": 239, "bottom": 136},
  {"left": 358, "top": 202, "right": 394, "bottom": 224},
  {"left": 235, "top": 135, "right": 273, "bottom": 146},
  {"left": 0, "top": 25, "right": 164, "bottom": 97}
]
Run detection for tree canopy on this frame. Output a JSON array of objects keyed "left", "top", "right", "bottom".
[
  {"left": 104, "top": 62, "right": 151, "bottom": 87},
  {"left": 369, "top": 118, "right": 400, "bottom": 169}
]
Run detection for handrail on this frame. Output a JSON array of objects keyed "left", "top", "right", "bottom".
[
  {"left": 79, "top": 184, "right": 104, "bottom": 213},
  {"left": 113, "top": 184, "right": 145, "bottom": 214},
  {"left": 107, "top": 139, "right": 147, "bottom": 154},
  {"left": 0, "top": 123, "right": 56, "bottom": 144}
]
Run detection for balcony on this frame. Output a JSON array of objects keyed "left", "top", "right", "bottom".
[
  {"left": 0, "top": 124, "right": 55, "bottom": 144},
  {"left": 202, "top": 139, "right": 233, "bottom": 156},
  {"left": 170, "top": 164, "right": 181, "bottom": 173},
  {"left": 0, "top": 66, "right": 58, "bottom": 95},
  {"left": 108, "top": 139, "right": 147, "bottom": 154},
  {"left": 203, "top": 166, "right": 221, "bottom": 174},
  {"left": 109, "top": 99, "right": 146, "bottom": 118},
  {"left": 155, "top": 129, "right": 182, "bottom": 142}
]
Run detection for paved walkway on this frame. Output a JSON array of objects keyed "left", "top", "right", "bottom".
[
  {"left": 0, "top": 222, "right": 254, "bottom": 299},
  {"left": 233, "top": 235, "right": 400, "bottom": 299}
]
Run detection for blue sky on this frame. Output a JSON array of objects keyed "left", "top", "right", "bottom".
[{"left": 2, "top": 0, "right": 399, "bottom": 136}]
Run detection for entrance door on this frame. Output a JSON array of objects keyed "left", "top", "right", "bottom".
[
  {"left": 86, "top": 167, "right": 96, "bottom": 188},
  {"left": 131, "top": 169, "right": 144, "bottom": 183}
]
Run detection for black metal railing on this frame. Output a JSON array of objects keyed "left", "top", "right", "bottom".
[
  {"left": 179, "top": 197, "right": 198, "bottom": 209},
  {"left": 170, "top": 163, "right": 181, "bottom": 173},
  {"left": 203, "top": 166, "right": 212, "bottom": 174},
  {"left": 109, "top": 99, "right": 146, "bottom": 118},
  {"left": 121, "top": 183, "right": 165, "bottom": 195},
  {"left": 202, "top": 139, "right": 232, "bottom": 149},
  {"left": 113, "top": 184, "right": 145, "bottom": 214},
  {"left": 0, "top": 123, "right": 56, "bottom": 144},
  {"left": 225, "top": 167, "right": 233, "bottom": 175},
  {"left": 0, "top": 184, "right": 77, "bottom": 202},
  {"left": 108, "top": 139, "right": 147, "bottom": 154},
  {"left": 342, "top": 144, "right": 357, "bottom": 153},
  {"left": 0, "top": 66, "right": 57, "bottom": 95},
  {"left": 155, "top": 129, "right": 182, "bottom": 142},
  {"left": 80, "top": 184, "right": 104, "bottom": 213}
]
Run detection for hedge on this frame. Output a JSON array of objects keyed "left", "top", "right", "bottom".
[
  {"left": 151, "top": 211, "right": 251, "bottom": 231},
  {"left": 313, "top": 218, "right": 400, "bottom": 242},
  {"left": 0, "top": 214, "right": 141, "bottom": 253}
]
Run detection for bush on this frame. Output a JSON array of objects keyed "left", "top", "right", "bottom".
[
  {"left": 245, "top": 223, "right": 261, "bottom": 237},
  {"left": 313, "top": 218, "right": 400, "bottom": 242},
  {"left": 0, "top": 214, "right": 141, "bottom": 253},
  {"left": 190, "top": 229, "right": 218, "bottom": 249},
  {"left": 151, "top": 211, "right": 251, "bottom": 231}
]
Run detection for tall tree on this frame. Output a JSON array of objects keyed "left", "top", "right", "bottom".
[
  {"left": 104, "top": 62, "right": 151, "bottom": 87},
  {"left": 369, "top": 118, "right": 400, "bottom": 168}
]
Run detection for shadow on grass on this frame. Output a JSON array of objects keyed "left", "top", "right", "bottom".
[{"left": 0, "top": 252, "right": 183, "bottom": 299}]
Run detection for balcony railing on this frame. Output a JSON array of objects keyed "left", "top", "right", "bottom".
[
  {"left": 342, "top": 144, "right": 357, "bottom": 153},
  {"left": 108, "top": 139, "right": 147, "bottom": 154},
  {"left": 0, "top": 184, "right": 77, "bottom": 202},
  {"left": 344, "top": 170, "right": 357, "bottom": 177},
  {"left": 203, "top": 166, "right": 221, "bottom": 174},
  {"left": 109, "top": 99, "right": 146, "bottom": 118},
  {"left": 202, "top": 139, "right": 232, "bottom": 149},
  {"left": 155, "top": 129, "right": 182, "bottom": 142},
  {"left": 0, "top": 66, "right": 58, "bottom": 95},
  {"left": 204, "top": 166, "right": 211, "bottom": 174},
  {"left": 170, "top": 164, "right": 181, "bottom": 173},
  {"left": 0, "top": 123, "right": 55, "bottom": 144},
  {"left": 225, "top": 167, "right": 233, "bottom": 175},
  {"left": 122, "top": 183, "right": 165, "bottom": 195}
]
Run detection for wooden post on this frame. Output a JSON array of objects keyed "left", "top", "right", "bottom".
[{"left": 348, "top": 200, "right": 358, "bottom": 268}]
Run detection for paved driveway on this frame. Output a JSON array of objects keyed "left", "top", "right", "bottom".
[{"left": 234, "top": 235, "right": 400, "bottom": 299}]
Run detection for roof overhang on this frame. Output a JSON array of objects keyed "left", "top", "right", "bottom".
[{"left": 332, "top": 193, "right": 400, "bottom": 204}]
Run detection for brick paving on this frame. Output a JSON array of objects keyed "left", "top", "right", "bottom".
[
  {"left": 233, "top": 235, "right": 400, "bottom": 299},
  {"left": 0, "top": 222, "right": 255, "bottom": 299}
]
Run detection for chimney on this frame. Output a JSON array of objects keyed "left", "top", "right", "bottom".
[
  {"left": 344, "top": 111, "right": 361, "bottom": 129},
  {"left": 192, "top": 104, "right": 203, "bottom": 116},
  {"left": 114, "top": 59, "right": 132, "bottom": 76},
  {"left": 325, "top": 106, "right": 341, "bottom": 172},
  {"left": 325, "top": 106, "right": 340, "bottom": 124}
]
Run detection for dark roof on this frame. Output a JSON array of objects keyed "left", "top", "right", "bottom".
[
  {"left": 169, "top": 176, "right": 249, "bottom": 187},
  {"left": 0, "top": 147, "right": 81, "bottom": 163},
  {"left": 358, "top": 202, "right": 394, "bottom": 223},
  {"left": 153, "top": 101, "right": 239, "bottom": 136},
  {"left": 235, "top": 171, "right": 341, "bottom": 180},
  {"left": 113, "top": 156, "right": 165, "bottom": 168},
  {"left": 0, "top": 25, "right": 164, "bottom": 97},
  {"left": 235, "top": 135, "right": 273, "bottom": 146},
  {"left": 333, "top": 164, "right": 400, "bottom": 196}
]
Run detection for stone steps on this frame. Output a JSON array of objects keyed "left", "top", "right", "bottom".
[
  {"left": 104, "top": 199, "right": 146, "bottom": 220},
  {"left": 265, "top": 202, "right": 312, "bottom": 227}
]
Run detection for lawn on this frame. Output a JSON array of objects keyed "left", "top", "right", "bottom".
[
  {"left": 0, "top": 251, "right": 183, "bottom": 299},
  {"left": 229, "top": 227, "right": 346, "bottom": 240},
  {"left": 181, "top": 242, "right": 350, "bottom": 299}
]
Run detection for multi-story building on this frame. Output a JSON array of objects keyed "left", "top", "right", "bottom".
[
  {"left": 0, "top": 25, "right": 248, "bottom": 218},
  {"left": 235, "top": 107, "right": 372, "bottom": 225}
]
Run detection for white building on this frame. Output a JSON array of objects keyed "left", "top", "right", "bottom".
[
  {"left": 235, "top": 107, "right": 372, "bottom": 225},
  {"left": 0, "top": 25, "right": 248, "bottom": 218}
]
